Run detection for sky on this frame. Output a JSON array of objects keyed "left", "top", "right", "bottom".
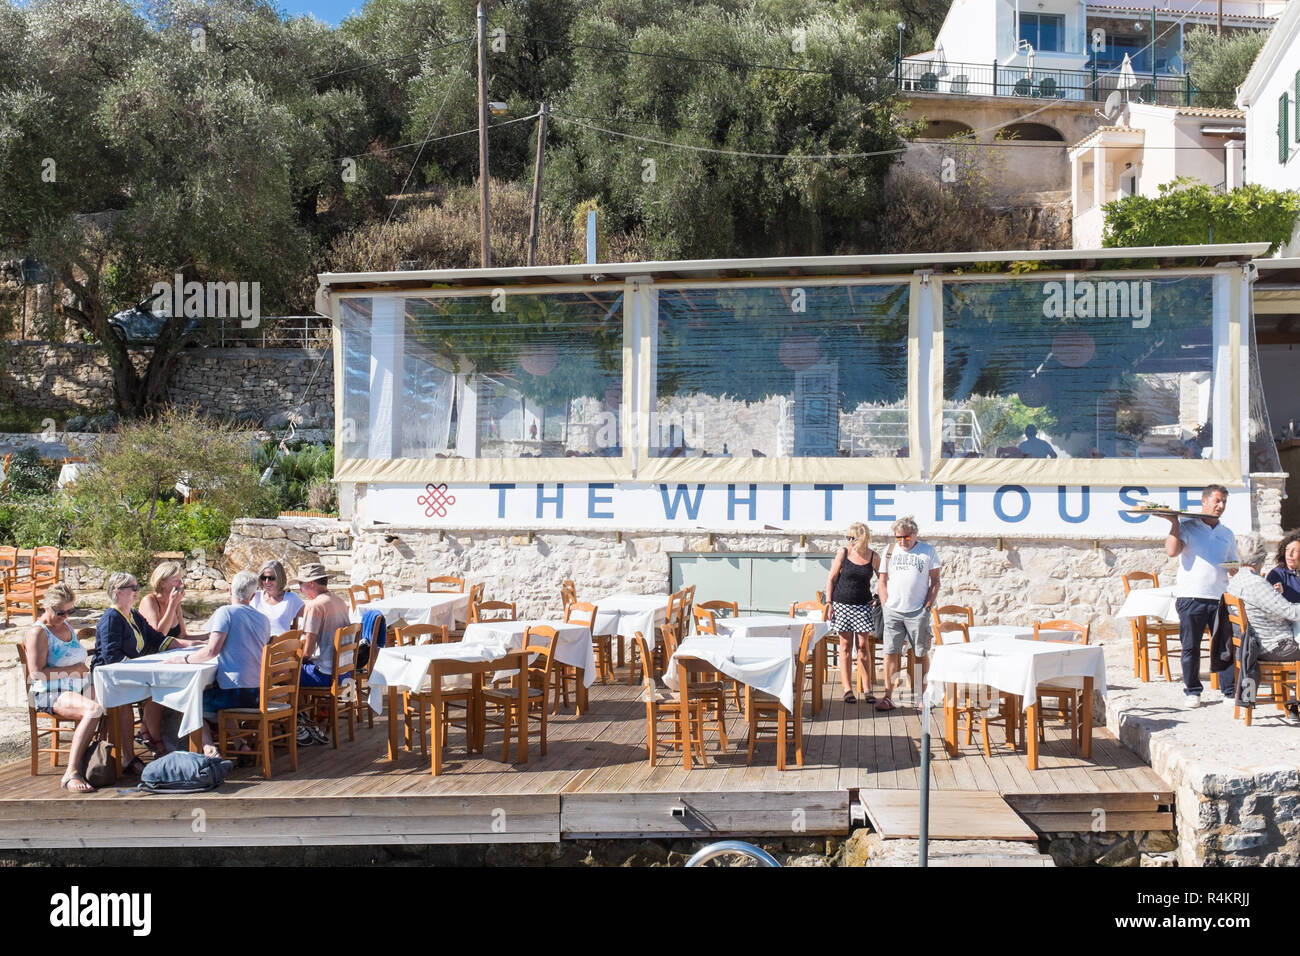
[{"left": 275, "top": 0, "right": 362, "bottom": 26}]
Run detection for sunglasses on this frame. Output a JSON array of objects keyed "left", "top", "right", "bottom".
[
  {"left": 895, "top": 534, "right": 914, "bottom": 539},
  {"left": 259, "top": 575, "right": 277, "bottom": 582},
  {"left": 53, "top": 608, "right": 76, "bottom": 617},
  {"left": 122, "top": 584, "right": 139, "bottom": 592}
]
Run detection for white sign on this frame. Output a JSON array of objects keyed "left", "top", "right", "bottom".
[{"left": 363, "top": 482, "right": 1252, "bottom": 537}]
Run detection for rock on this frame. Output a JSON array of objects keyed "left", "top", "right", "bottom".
[
  {"left": 841, "top": 829, "right": 877, "bottom": 867},
  {"left": 788, "top": 854, "right": 830, "bottom": 867},
  {"left": 1096, "top": 841, "right": 1140, "bottom": 867},
  {"left": 1138, "top": 831, "right": 1176, "bottom": 853},
  {"left": 1047, "top": 837, "right": 1098, "bottom": 867},
  {"left": 1140, "top": 852, "right": 1177, "bottom": 867}
]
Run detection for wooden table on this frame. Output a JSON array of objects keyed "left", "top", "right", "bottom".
[
  {"left": 462, "top": 619, "right": 594, "bottom": 715},
  {"left": 927, "top": 639, "right": 1105, "bottom": 770},
  {"left": 91, "top": 649, "right": 217, "bottom": 773},
  {"left": 372, "top": 646, "right": 529, "bottom": 775},
  {"left": 713, "top": 615, "right": 831, "bottom": 714}
]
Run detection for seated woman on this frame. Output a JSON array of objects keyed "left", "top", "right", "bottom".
[
  {"left": 1265, "top": 531, "right": 1300, "bottom": 603},
  {"left": 1226, "top": 535, "right": 1300, "bottom": 719},
  {"left": 139, "top": 560, "right": 188, "bottom": 643},
  {"left": 91, "top": 571, "right": 191, "bottom": 773},
  {"left": 24, "top": 584, "right": 103, "bottom": 791},
  {"left": 250, "top": 559, "right": 304, "bottom": 635}
]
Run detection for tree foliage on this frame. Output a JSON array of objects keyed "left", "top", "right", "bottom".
[
  {"left": 1103, "top": 179, "right": 1300, "bottom": 253},
  {"left": 1184, "top": 26, "right": 1266, "bottom": 109}
]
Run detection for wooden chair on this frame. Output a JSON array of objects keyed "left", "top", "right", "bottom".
[
  {"left": 745, "top": 623, "right": 817, "bottom": 769},
  {"left": 391, "top": 624, "right": 450, "bottom": 646},
  {"left": 15, "top": 643, "right": 78, "bottom": 774},
  {"left": 699, "top": 599, "right": 739, "bottom": 620},
  {"left": 427, "top": 575, "right": 465, "bottom": 593},
  {"left": 2, "top": 573, "right": 40, "bottom": 625},
  {"left": 217, "top": 632, "right": 302, "bottom": 779},
  {"left": 471, "top": 600, "right": 516, "bottom": 623},
  {"left": 1032, "top": 619, "right": 1090, "bottom": 751},
  {"left": 1224, "top": 593, "right": 1299, "bottom": 726},
  {"left": 934, "top": 619, "right": 1017, "bottom": 755},
  {"left": 633, "top": 631, "right": 707, "bottom": 767},
  {"left": 298, "top": 624, "right": 361, "bottom": 749},
  {"left": 455, "top": 582, "right": 484, "bottom": 639},
  {"left": 560, "top": 579, "right": 577, "bottom": 613},
  {"left": 347, "top": 584, "right": 370, "bottom": 613},
  {"left": 789, "top": 598, "right": 831, "bottom": 693},
  {"left": 660, "top": 623, "right": 728, "bottom": 750},
  {"left": 1120, "top": 571, "right": 1176, "bottom": 682},
  {"left": 28, "top": 546, "right": 61, "bottom": 584},
  {"left": 0, "top": 545, "right": 18, "bottom": 587},
  {"left": 551, "top": 600, "right": 608, "bottom": 706},
  {"left": 692, "top": 605, "right": 718, "bottom": 635},
  {"left": 680, "top": 585, "right": 697, "bottom": 640},
  {"left": 482, "top": 625, "right": 559, "bottom": 760},
  {"left": 629, "top": 591, "right": 682, "bottom": 685},
  {"left": 363, "top": 579, "right": 384, "bottom": 602}
]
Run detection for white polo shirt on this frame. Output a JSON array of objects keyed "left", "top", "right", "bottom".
[{"left": 1173, "top": 518, "right": 1237, "bottom": 600}]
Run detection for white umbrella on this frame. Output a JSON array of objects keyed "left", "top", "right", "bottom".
[{"left": 1118, "top": 53, "right": 1138, "bottom": 92}]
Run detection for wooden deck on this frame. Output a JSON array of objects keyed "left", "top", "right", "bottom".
[{"left": 0, "top": 674, "right": 1173, "bottom": 848}]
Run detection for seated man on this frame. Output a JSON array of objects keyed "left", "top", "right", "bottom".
[
  {"left": 1225, "top": 533, "right": 1300, "bottom": 721},
  {"left": 293, "top": 562, "right": 352, "bottom": 745},
  {"left": 181, "top": 570, "right": 271, "bottom": 756},
  {"left": 1018, "top": 425, "right": 1057, "bottom": 459}
]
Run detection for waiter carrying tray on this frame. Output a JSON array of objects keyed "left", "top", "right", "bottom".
[{"left": 1164, "top": 483, "right": 1237, "bottom": 707}]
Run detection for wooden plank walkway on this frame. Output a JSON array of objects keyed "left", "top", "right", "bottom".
[
  {"left": 0, "top": 674, "right": 1172, "bottom": 848},
  {"left": 859, "top": 789, "right": 1039, "bottom": 841}
]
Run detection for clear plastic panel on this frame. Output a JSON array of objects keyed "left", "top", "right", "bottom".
[
  {"left": 941, "top": 275, "right": 1219, "bottom": 460},
  {"left": 653, "top": 284, "right": 910, "bottom": 458}
]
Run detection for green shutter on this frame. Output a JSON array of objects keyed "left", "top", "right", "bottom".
[{"left": 1282, "top": 92, "right": 1290, "bottom": 163}]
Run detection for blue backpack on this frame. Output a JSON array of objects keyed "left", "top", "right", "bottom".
[
  {"left": 137, "top": 751, "right": 234, "bottom": 793},
  {"left": 356, "top": 608, "right": 387, "bottom": 672}
]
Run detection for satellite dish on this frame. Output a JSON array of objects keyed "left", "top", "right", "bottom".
[
  {"left": 1096, "top": 90, "right": 1123, "bottom": 120},
  {"left": 1167, "top": 54, "right": 1184, "bottom": 75}
]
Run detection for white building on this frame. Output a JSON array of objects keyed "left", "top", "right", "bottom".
[
  {"left": 1068, "top": 103, "right": 1247, "bottom": 248},
  {"left": 1236, "top": 0, "right": 1300, "bottom": 256},
  {"left": 901, "top": 0, "right": 1284, "bottom": 102}
]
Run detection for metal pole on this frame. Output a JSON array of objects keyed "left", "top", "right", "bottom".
[
  {"left": 476, "top": 3, "right": 492, "bottom": 268},
  {"left": 1217, "top": 0, "right": 1222, "bottom": 36},
  {"left": 919, "top": 689, "right": 932, "bottom": 867},
  {"left": 526, "top": 102, "right": 548, "bottom": 267}
]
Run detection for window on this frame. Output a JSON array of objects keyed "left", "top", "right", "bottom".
[
  {"left": 652, "top": 284, "right": 910, "bottom": 459},
  {"left": 1019, "top": 13, "right": 1065, "bottom": 52},
  {"left": 339, "top": 291, "right": 626, "bottom": 461},
  {"left": 940, "top": 276, "right": 1218, "bottom": 460}
]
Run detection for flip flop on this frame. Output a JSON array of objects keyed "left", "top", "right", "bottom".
[{"left": 874, "top": 698, "right": 896, "bottom": 712}]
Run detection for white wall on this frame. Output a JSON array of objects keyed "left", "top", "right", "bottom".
[
  {"left": 1240, "top": 9, "right": 1300, "bottom": 194},
  {"left": 934, "top": 0, "right": 998, "bottom": 65}
]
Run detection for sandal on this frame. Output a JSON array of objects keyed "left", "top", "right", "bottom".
[
  {"left": 122, "top": 756, "right": 147, "bottom": 776},
  {"left": 874, "top": 698, "right": 896, "bottom": 712},
  {"left": 862, "top": 691, "right": 878, "bottom": 703},
  {"left": 61, "top": 771, "right": 93, "bottom": 793},
  {"left": 843, "top": 691, "right": 856, "bottom": 704}
]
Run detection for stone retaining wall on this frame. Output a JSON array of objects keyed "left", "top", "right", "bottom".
[{"left": 1, "top": 344, "right": 333, "bottom": 429}]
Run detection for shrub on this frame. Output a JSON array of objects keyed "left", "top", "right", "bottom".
[
  {"left": 255, "top": 440, "right": 335, "bottom": 513},
  {"left": 69, "top": 407, "right": 264, "bottom": 579},
  {"left": 2, "top": 447, "right": 58, "bottom": 498},
  {"left": 1103, "top": 180, "right": 1300, "bottom": 254},
  {"left": 306, "top": 479, "right": 336, "bottom": 514}
]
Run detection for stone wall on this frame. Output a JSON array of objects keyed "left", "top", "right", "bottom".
[{"left": 1, "top": 344, "right": 333, "bottom": 429}]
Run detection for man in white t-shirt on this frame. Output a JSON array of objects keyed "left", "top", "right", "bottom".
[
  {"left": 876, "top": 515, "right": 941, "bottom": 712},
  {"left": 1164, "top": 484, "right": 1238, "bottom": 708}
]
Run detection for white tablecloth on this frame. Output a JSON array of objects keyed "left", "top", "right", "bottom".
[
  {"left": 351, "top": 591, "right": 470, "bottom": 629},
  {"left": 591, "top": 593, "right": 668, "bottom": 648},
  {"left": 462, "top": 619, "right": 596, "bottom": 685},
  {"left": 56, "top": 462, "right": 94, "bottom": 489},
  {"left": 1114, "top": 586, "right": 1179, "bottom": 624},
  {"left": 924, "top": 638, "right": 1108, "bottom": 710},
  {"left": 664, "top": 636, "right": 796, "bottom": 712},
  {"left": 964, "top": 625, "right": 1037, "bottom": 643},
  {"left": 714, "top": 614, "right": 830, "bottom": 652},
  {"left": 367, "top": 639, "right": 514, "bottom": 716},
  {"left": 92, "top": 648, "right": 219, "bottom": 737}
]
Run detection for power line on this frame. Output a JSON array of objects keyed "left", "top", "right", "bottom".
[{"left": 337, "top": 113, "right": 540, "bottom": 162}]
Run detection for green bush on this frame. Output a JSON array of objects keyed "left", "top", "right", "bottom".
[
  {"left": 2, "top": 447, "right": 58, "bottom": 498},
  {"left": 7, "top": 496, "right": 80, "bottom": 548},
  {"left": 1103, "top": 181, "right": 1300, "bottom": 254},
  {"left": 255, "top": 440, "right": 335, "bottom": 513}
]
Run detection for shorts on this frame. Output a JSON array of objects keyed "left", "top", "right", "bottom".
[
  {"left": 882, "top": 607, "right": 932, "bottom": 657},
  {"left": 30, "top": 679, "right": 89, "bottom": 714},
  {"left": 300, "top": 662, "right": 335, "bottom": 688},
  {"left": 202, "top": 686, "right": 260, "bottom": 717}
]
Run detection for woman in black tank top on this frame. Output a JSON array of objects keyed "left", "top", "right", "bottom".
[{"left": 825, "top": 522, "right": 881, "bottom": 703}]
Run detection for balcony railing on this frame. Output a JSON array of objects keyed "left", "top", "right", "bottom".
[{"left": 895, "top": 57, "right": 1200, "bottom": 107}]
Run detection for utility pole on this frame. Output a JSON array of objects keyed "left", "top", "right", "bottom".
[
  {"left": 476, "top": 3, "right": 491, "bottom": 268},
  {"left": 1217, "top": 0, "right": 1223, "bottom": 36},
  {"left": 527, "top": 102, "right": 548, "bottom": 267}
]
